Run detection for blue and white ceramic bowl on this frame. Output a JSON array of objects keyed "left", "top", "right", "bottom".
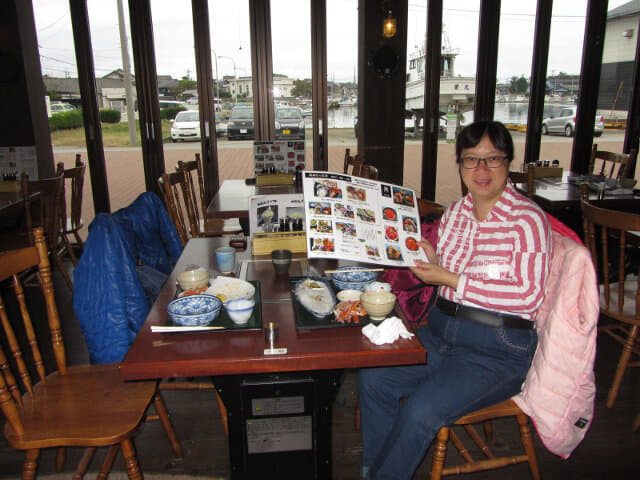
[
  {"left": 330, "top": 266, "right": 379, "bottom": 292},
  {"left": 225, "top": 298, "right": 256, "bottom": 325},
  {"left": 167, "top": 294, "right": 222, "bottom": 326},
  {"left": 331, "top": 278, "right": 375, "bottom": 292},
  {"left": 331, "top": 266, "right": 380, "bottom": 283}
]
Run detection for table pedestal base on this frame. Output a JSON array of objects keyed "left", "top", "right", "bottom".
[{"left": 213, "top": 369, "right": 343, "bottom": 480}]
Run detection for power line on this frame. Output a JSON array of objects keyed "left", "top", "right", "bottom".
[{"left": 38, "top": 10, "right": 69, "bottom": 31}]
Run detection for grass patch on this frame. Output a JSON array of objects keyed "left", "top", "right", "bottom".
[{"left": 51, "top": 120, "right": 173, "bottom": 147}]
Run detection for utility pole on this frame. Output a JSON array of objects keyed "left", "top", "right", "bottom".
[{"left": 117, "top": 0, "right": 137, "bottom": 144}]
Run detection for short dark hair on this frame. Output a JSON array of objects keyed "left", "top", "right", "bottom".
[{"left": 455, "top": 120, "right": 514, "bottom": 163}]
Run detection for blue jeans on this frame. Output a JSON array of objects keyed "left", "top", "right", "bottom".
[{"left": 358, "top": 306, "right": 537, "bottom": 480}]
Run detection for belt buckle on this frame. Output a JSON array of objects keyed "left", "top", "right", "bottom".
[{"left": 453, "top": 302, "right": 460, "bottom": 315}]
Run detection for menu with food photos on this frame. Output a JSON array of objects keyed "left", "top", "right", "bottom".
[{"left": 302, "top": 171, "right": 428, "bottom": 267}]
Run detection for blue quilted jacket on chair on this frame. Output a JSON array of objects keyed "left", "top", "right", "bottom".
[{"left": 73, "top": 192, "right": 183, "bottom": 364}]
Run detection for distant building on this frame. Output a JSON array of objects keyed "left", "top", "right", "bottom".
[
  {"left": 599, "top": 0, "right": 640, "bottom": 111},
  {"left": 43, "top": 69, "right": 138, "bottom": 112}
]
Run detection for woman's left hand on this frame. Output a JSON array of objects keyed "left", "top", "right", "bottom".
[{"left": 409, "top": 238, "right": 460, "bottom": 289}]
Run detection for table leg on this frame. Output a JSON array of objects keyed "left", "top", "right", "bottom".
[{"left": 213, "top": 370, "right": 343, "bottom": 480}]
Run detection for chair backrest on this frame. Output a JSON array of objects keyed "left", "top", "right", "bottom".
[
  {"left": 0, "top": 228, "right": 66, "bottom": 430},
  {"left": 581, "top": 196, "right": 640, "bottom": 320},
  {"left": 21, "top": 171, "right": 64, "bottom": 249},
  {"left": 589, "top": 144, "right": 637, "bottom": 180},
  {"left": 178, "top": 154, "right": 206, "bottom": 226},
  {"left": 418, "top": 198, "right": 445, "bottom": 219},
  {"left": 159, "top": 171, "right": 190, "bottom": 245},
  {"left": 360, "top": 164, "right": 379, "bottom": 180},
  {"left": 343, "top": 149, "right": 364, "bottom": 176},
  {"left": 56, "top": 154, "right": 86, "bottom": 233}
]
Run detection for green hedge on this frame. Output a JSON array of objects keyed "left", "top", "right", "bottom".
[
  {"left": 100, "top": 109, "right": 121, "bottom": 123},
  {"left": 160, "top": 106, "right": 187, "bottom": 120},
  {"left": 49, "top": 110, "right": 84, "bottom": 131}
]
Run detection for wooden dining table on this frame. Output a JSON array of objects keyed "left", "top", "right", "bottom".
[
  {"left": 516, "top": 171, "right": 640, "bottom": 234},
  {"left": 207, "top": 179, "right": 301, "bottom": 219},
  {"left": 120, "top": 236, "right": 426, "bottom": 479}
]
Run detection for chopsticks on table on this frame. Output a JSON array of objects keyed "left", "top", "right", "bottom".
[
  {"left": 324, "top": 268, "right": 385, "bottom": 274},
  {"left": 151, "top": 325, "right": 225, "bottom": 333}
]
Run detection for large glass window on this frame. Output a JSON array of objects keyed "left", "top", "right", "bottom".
[
  {"left": 271, "top": 0, "right": 312, "bottom": 170},
  {"left": 209, "top": 0, "right": 254, "bottom": 182},
  {"left": 434, "top": 1, "right": 480, "bottom": 206},
  {"left": 34, "top": 0, "right": 92, "bottom": 230},
  {"left": 327, "top": 0, "right": 358, "bottom": 174},
  {"left": 539, "top": 1, "right": 588, "bottom": 172},
  {"left": 495, "top": 1, "right": 535, "bottom": 173},
  {"left": 403, "top": 0, "right": 427, "bottom": 197},
  {"left": 597, "top": 1, "right": 637, "bottom": 182},
  {"left": 150, "top": 0, "right": 202, "bottom": 176}
]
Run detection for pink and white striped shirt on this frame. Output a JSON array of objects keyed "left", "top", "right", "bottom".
[{"left": 437, "top": 181, "right": 552, "bottom": 320}]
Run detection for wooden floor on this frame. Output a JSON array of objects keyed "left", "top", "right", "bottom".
[{"left": 1, "top": 268, "right": 640, "bottom": 480}]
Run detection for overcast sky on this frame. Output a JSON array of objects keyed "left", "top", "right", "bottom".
[{"left": 34, "top": 0, "right": 631, "bottom": 84}]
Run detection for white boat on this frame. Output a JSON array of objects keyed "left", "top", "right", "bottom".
[{"left": 405, "top": 32, "right": 475, "bottom": 122}]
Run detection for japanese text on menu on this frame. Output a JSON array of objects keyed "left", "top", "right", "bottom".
[{"left": 302, "top": 171, "right": 427, "bottom": 267}]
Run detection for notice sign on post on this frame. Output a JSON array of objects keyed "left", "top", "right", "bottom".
[{"left": 0, "top": 146, "right": 38, "bottom": 180}]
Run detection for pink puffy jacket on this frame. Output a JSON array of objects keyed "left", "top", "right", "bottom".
[{"left": 513, "top": 232, "right": 599, "bottom": 459}]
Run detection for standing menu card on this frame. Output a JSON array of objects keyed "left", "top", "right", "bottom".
[
  {"left": 302, "top": 171, "right": 428, "bottom": 267},
  {"left": 254, "top": 140, "right": 306, "bottom": 175}
]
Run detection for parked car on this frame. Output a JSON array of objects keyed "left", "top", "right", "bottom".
[
  {"left": 275, "top": 107, "right": 305, "bottom": 140},
  {"left": 541, "top": 105, "right": 603, "bottom": 137},
  {"left": 159, "top": 100, "right": 187, "bottom": 110},
  {"left": 227, "top": 106, "right": 254, "bottom": 140},
  {"left": 50, "top": 103, "right": 75, "bottom": 114},
  {"left": 170, "top": 110, "right": 201, "bottom": 142}
]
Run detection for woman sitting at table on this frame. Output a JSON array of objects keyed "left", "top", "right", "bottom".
[{"left": 358, "top": 120, "right": 552, "bottom": 480}]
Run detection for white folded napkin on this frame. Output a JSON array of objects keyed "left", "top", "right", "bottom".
[
  {"left": 223, "top": 217, "right": 242, "bottom": 232},
  {"left": 361, "top": 316, "right": 414, "bottom": 345}
]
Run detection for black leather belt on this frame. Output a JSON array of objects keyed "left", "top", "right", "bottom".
[{"left": 436, "top": 297, "right": 534, "bottom": 330}]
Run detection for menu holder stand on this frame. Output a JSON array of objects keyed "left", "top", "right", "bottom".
[
  {"left": 252, "top": 231, "right": 307, "bottom": 255},
  {"left": 0, "top": 180, "right": 20, "bottom": 192},
  {"left": 256, "top": 173, "right": 294, "bottom": 186},
  {"left": 533, "top": 166, "right": 562, "bottom": 178}
]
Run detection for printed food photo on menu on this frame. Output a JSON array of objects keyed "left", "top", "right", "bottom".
[
  {"left": 346, "top": 185, "right": 367, "bottom": 201},
  {"left": 308, "top": 201, "right": 332, "bottom": 215},
  {"left": 335, "top": 203, "right": 355, "bottom": 219},
  {"left": 392, "top": 187, "right": 415, "bottom": 207},
  {"left": 314, "top": 180, "right": 342, "bottom": 198},
  {"left": 382, "top": 206, "right": 397, "bottom": 222},
  {"left": 385, "top": 225, "right": 399, "bottom": 242},
  {"left": 310, "top": 219, "right": 333, "bottom": 234},
  {"left": 366, "top": 245, "right": 380, "bottom": 258},
  {"left": 356, "top": 207, "right": 376, "bottom": 222},
  {"left": 405, "top": 236, "right": 420, "bottom": 252},
  {"left": 402, "top": 215, "right": 418, "bottom": 233},
  {"left": 386, "top": 244, "right": 403, "bottom": 261},
  {"left": 335, "top": 222, "right": 357, "bottom": 237},
  {"left": 310, "top": 237, "right": 335, "bottom": 252}
]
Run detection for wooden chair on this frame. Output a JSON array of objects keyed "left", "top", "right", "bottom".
[
  {"left": 343, "top": 148, "right": 364, "bottom": 176},
  {"left": 177, "top": 156, "right": 240, "bottom": 237},
  {"left": 56, "top": 154, "right": 86, "bottom": 253},
  {"left": 581, "top": 194, "right": 640, "bottom": 408},
  {"left": 430, "top": 399, "right": 540, "bottom": 480},
  {"left": 418, "top": 198, "right": 446, "bottom": 219},
  {"left": 0, "top": 228, "right": 183, "bottom": 479},
  {"left": 159, "top": 170, "right": 190, "bottom": 245},
  {"left": 589, "top": 144, "right": 637, "bottom": 181},
  {"left": 361, "top": 164, "right": 379, "bottom": 180},
  {"left": 21, "top": 171, "right": 73, "bottom": 291}
]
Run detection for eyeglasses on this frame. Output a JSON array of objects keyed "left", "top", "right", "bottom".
[{"left": 459, "top": 155, "right": 508, "bottom": 169}]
